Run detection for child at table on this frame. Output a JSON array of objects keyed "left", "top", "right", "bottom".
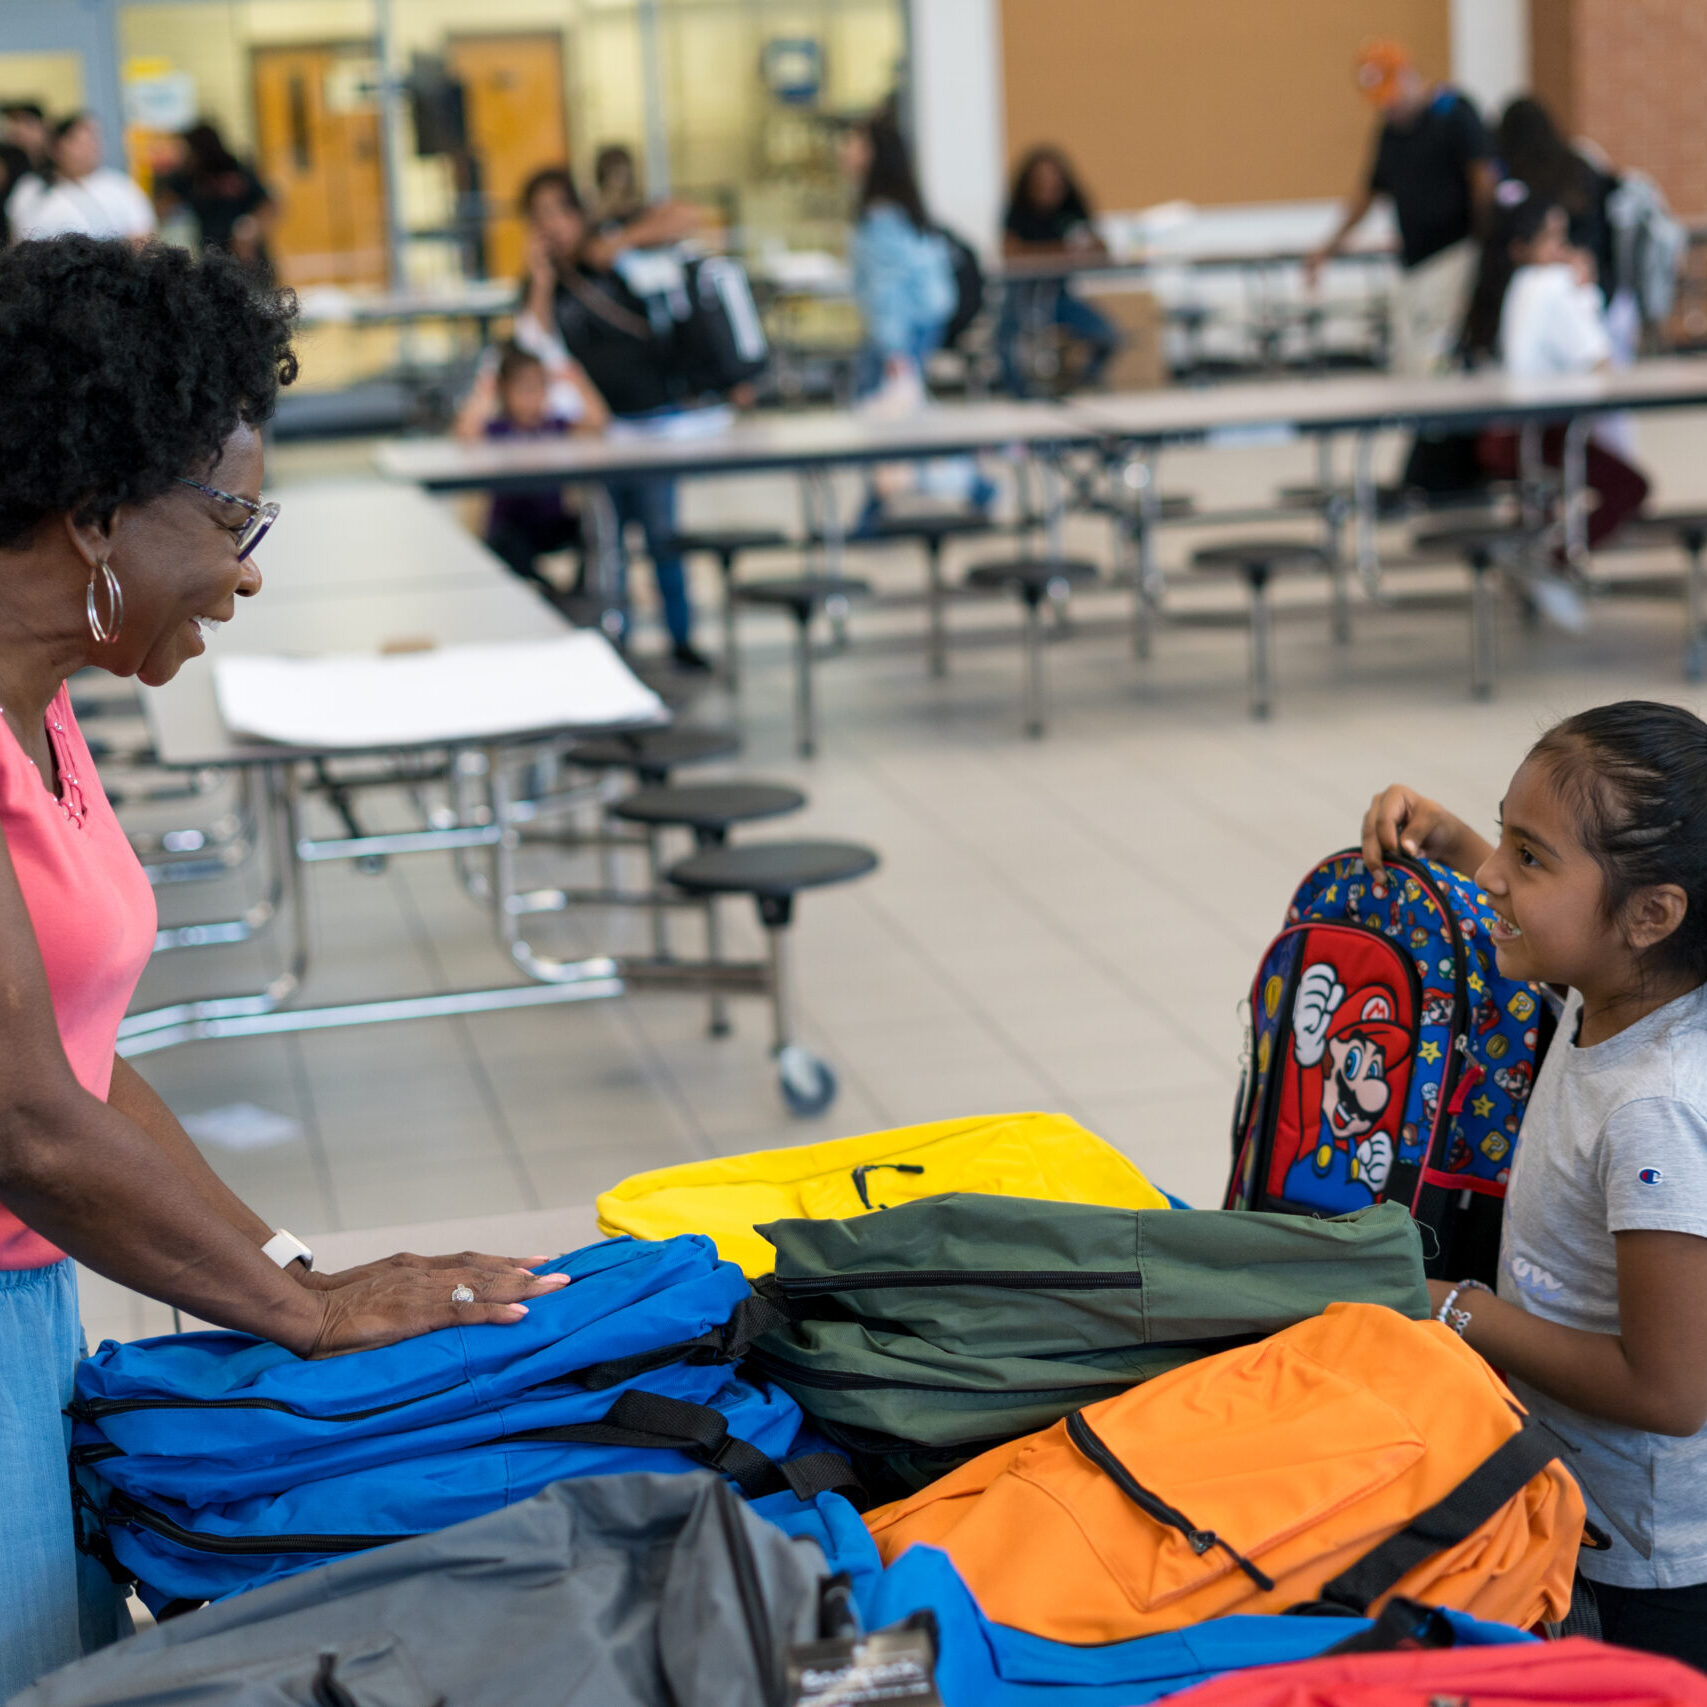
[
  {"left": 1361, "top": 701, "right": 1707, "bottom": 1666},
  {"left": 454, "top": 341, "right": 608, "bottom": 601},
  {"left": 1462, "top": 187, "right": 1649, "bottom": 587}
]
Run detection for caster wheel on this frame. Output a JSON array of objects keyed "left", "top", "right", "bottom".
[{"left": 777, "top": 1045, "right": 837, "bottom": 1117}]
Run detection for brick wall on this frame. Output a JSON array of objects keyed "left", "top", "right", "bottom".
[{"left": 1531, "top": 0, "right": 1707, "bottom": 215}]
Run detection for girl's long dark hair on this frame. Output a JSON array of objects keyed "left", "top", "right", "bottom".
[
  {"left": 181, "top": 122, "right": 244, "bottom": 182},
  {"left": 1497, "top": 97, "right": 1596, "bottom": 216},
  {"left": 1007, "top": 145, "right": 1092, "bottom": 224},
  {"left": 1461, "top": 185, "right": 1557, "bottom": 362},
  {"left": 858, "top": 118, "right": 931, "bottom": 232}
]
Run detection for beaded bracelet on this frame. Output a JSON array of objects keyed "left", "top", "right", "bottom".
[{"left": 1435, "top": 1277, "right": 1493, "bottom": 1337}]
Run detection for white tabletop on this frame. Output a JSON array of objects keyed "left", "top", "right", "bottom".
[{"left": 250, "top": 481, "right": 515, "bottom": 601}]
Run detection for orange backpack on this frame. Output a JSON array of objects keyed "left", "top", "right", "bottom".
[{"left": 863, "top": 1303, "right": 1583, "bottom": 1641}]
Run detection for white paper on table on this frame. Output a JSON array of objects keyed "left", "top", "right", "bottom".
[{"left": 213, "top": 632, "right": 667, "bottom": 749}]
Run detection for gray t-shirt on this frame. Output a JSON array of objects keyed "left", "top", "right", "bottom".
[{"left": 1498, "top": 983, "right": 1707, "bottom": 1588}]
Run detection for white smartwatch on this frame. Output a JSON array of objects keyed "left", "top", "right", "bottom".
[{"left": 262, "top": 1228, "right": 314, "bottom": 1271}]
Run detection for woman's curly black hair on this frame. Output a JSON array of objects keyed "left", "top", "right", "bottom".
[{"left": 0, "top": 237, "right": 297, "bottom": 549}]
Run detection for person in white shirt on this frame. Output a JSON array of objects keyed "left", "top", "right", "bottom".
[
  {"left": 13, "top": 114, "right": 154, "bottom": 245},
  {"left": 1464, "top": 187, "right": 1649, "bottom": 555}
]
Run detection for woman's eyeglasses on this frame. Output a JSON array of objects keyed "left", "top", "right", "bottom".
[{"left": 176, "top": 477, "right": 280, "bottom": 561}]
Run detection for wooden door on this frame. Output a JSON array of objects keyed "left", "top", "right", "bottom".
[
  {"left": 445, "top": 33, "right": 567, "bottom": 283},
  {"left": 252, "top": 44, "right": 388, "bottom": 288}
]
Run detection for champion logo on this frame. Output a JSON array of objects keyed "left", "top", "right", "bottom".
[{"left": 1639, "top": 1167, "right": 1665, "bottom": 1186}]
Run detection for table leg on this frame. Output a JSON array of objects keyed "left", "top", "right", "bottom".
[
  {"left": 793, "top": 609, "right": 817, "bottom": 758},
  {"left": 1562, "top": 415, "right": 1591, "bottom": 572},
  {"left": 1352, "top": 429, "right": 1380, "bottom": 597}
]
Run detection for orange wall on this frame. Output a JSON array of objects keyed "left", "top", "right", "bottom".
[{"left": 1000, "top": 0, "right": 1451, "bottom": 210}]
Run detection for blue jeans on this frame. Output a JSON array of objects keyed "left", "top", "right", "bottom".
[
  {"left": 996, "top": 282, "right": 1120, "bottom": 396},
  {"left": 0, "top": 1261, "right": 130, "bottom": 1697},
  {"left": 606, "top": 477, "right": 692, "bottom": 649}
]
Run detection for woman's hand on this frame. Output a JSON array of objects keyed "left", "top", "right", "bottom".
[
  {"left": 302, "top": 1263, "right": 569, "bottom": 1358},
  {"left": 295, "top": 1249, "right": 552, "bottom": 1292},
  {"left": 1360, "top": 783, "right": 1472, "bottom": 893}
]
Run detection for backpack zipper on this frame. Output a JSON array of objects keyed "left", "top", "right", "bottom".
[
  {"left": 105, "top": 1490, "right": 408, "bottom": 1557},
  {"left": 777, "top": 1269, "right": 1141, "bottom": 1296},
  {"left": 72, "top": 1381, "right": 463, "bottom": 1426},
  {"left": 1065, "top": 1412, "right": 1274, "bottom": 1592},
  {"left": 749, "top": 1347, "right": 1100, "bottom": 1398}
]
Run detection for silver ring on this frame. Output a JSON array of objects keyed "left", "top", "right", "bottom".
[{"left": 450, "top": 1284, "right": 475, "bottom": 1305}]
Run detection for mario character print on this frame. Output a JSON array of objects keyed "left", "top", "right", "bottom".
[{"left": 1281, "top": 961, "right": 1415, "bottom": 1213}]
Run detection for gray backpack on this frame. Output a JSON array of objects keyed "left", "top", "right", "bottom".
[{"left": 14, "top": 1474, "right": 831, "bottom": 1707}]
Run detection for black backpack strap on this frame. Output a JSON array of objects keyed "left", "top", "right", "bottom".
[
  {"left": 1319, "top": 1596, "right": 1458, "bottom": 1654},
  {"left": 575, "top": 1291, "right": 797, "bottom": 1391},
  {"left": 510, "top": 1389, "right": 862, "bottom": 1503},
  {"left": 1305, "top": 1418, "right": 1564, "bottom": 1614}
]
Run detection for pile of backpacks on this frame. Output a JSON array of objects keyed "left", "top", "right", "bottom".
[{"left": 26, "top": 853, "right": 1707, "bottom": 1707}]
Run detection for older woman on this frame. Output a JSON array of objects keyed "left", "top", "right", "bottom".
[{"left": 0, "top": 237, "right": 566, "bottom": 1696}]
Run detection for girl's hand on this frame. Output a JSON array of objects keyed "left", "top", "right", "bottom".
[
  {"left": 1361, "top": 784, "right": 1463, "bottom": 894},
  {"left": 302, "top": 1265, "right": 569, "bottom": 1358}
]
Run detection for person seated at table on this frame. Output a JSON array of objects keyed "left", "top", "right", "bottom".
[
  {"left": 454, "top": 340, "right": 607, "bottom": 603},
  {"left": 518, "top": 165, "right": 714, "bottom": 671},
  {"left": 1463, "top": 186, "right": 1649, "bottom": 577},
  {"left": 10, "top": 113, "right": 154, "bottom": 245},
  {"left": 996, "top": 146, "right": 1120, "bottom": 398}
]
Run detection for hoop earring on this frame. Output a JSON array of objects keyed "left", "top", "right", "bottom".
[{"left": 86, "top": 559, "right": 123, "bottom": 646}]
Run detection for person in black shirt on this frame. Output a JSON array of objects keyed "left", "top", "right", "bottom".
[
  {"left": 997, "top": 146, "right": 1119, "bottom": 397},
  {"left": 1308, "top": 39, "right": 1496, "bottom": 374},
  {"left": 519, "top": 166, "right": 711, "bottom": 670},
  {"left": 154, "top": 122, "right": 277, "bottom": 283}
]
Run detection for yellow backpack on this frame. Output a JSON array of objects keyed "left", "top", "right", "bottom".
[{"left": 596, "top": 1112, "right": 1171, "bottom": 1277}]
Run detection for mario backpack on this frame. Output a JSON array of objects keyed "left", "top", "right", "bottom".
[{"left": 1225, "top": 849, "right": 1550, "bottom": 1280}]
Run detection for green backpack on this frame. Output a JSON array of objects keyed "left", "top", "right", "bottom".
[{"left": 749, "top": 1194, "right": 1430, "bottom": 1498}]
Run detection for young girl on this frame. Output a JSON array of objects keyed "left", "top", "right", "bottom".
[
  {"left": 1463, "top": 188, "right": 1650, "bottom": 561},
  {"left": 1362, "top": 701, "right": 1707, "bottom": 1667}
]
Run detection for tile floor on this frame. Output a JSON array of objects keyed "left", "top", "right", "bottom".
[{"left": 78, "top": 410, "right": 1707, "bottom": 1342}]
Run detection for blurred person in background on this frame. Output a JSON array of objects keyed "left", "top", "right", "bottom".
[
  {"left": 12, "top": 114, "right": 153, "bottom": 245},
  {"left": 997, "top": 145, "right": 1119, "bottom": 397},
  {"left": 1308, "top": 39, "right": 1497, "bottom": 375},
  {"left": 1463, "top": 188, "right": 1648, "bottom": 582},
  {"left": 839, "top": 114, "right": 975, "bottom": 532},
  {"left": 519, "top": 166, "right": 711, "bottom": 670},
  {"left": 1, "top": 102, "right": 49, "bottom": 173},
  {"left": 454, "top": 339, "right": 607, "bottom": 602},
  {"left": 591, "top": 144, "right": 644, "bottom": 232},
  {"left": 0, "top": 142, "right": 33, "bottom": 247},
  {"left": 154, "top": 121, "right": 277, "bottom": 283}
]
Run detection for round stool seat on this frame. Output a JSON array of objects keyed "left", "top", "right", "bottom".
[
  {"left": 1086, "top": 492, "right": 1195, "bottom": 521},
  {"left": 570, "top": 727, "right": 741, "bottom": 777},
  {"left": 1191, "top": 539, "right": 1328, "bottom": 574},
  {"left": 670, "top": 528, "right": 791, "bottom": 557},
  {"left": 966, "top": 557, "right": 1098, "bottom": 593},
  {"left": 668, "top": 839, "right": 878, "bottom": 900},
  {"left": 847, "top": 513, "right": 998, "bottom": 545},
  {"left": 612, "top": 782, "right": 806, "bottom": 835},
  {"left": 1629, "top": 510, "right": 1707, "bottom": 546},
  {"left": 1278, "top": 483, "right": 1414, "bottom": 520},
  {"left": 1411, "top": 520, "right": 1531, "bottom": 558},
  {"left": 734, "top": 575, "right": 870, "bottom": 616}
]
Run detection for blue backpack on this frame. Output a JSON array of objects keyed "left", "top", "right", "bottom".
[
  {"left": 864, "top": 1543, "right": 1534, "bottom": 1707},
  {"left": 1226, "top": 850, "right": 1548, "bottom": 1280},
  {"left": 72, "top": 1236, "right": 856, "bottom": 1609}
]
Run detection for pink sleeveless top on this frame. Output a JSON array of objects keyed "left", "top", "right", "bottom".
[{"left": 0, "top": 685, "right": 158, "bottom": 1268}]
